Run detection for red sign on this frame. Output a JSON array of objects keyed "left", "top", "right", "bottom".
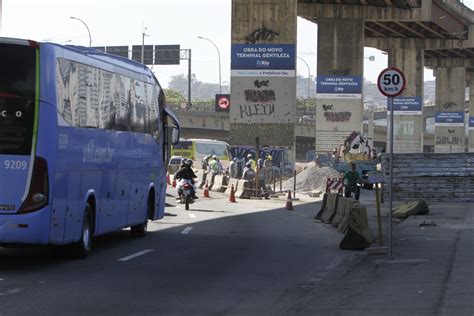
[
  {"left": 377, "top": 67, "right": 406, "bottom": 98},
  {"left": 215, "top": 94, "right": 230, "bottom": 112}
]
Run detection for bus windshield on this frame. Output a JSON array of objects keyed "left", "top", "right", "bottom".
[{"left": 0, "top": 43, "right": 36, "bottom": 155}]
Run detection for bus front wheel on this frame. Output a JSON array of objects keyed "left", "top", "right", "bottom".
[{"left": 70, "top": 204, "right": 93, "bottom": 259}]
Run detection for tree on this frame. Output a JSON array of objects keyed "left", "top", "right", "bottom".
[
  {"left": 168, "top": 74, "right": 230, "bottom": 102},
  {"left": 163, "top": 89, "right": 186, "bottom": 104}
]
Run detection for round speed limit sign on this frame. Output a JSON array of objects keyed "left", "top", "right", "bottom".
[{"left": 377, "top": 67, "right": 406, "bottom": 97}]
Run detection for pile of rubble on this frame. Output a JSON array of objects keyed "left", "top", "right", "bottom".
[{"left": 285, "top": 165, "right": 341, "bottom": 193}]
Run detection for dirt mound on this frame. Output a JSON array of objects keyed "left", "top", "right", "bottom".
[{"left": 285, "top": 165, "right": 341, "bottom": 192}]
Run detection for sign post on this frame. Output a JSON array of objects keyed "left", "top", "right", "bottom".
[{"left": 377, "top": 67, "right": 406, "bottom": 259}]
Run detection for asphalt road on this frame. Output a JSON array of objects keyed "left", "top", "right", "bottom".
[{"left": 0, "top": 190, "right": 363, "bottom": 316}]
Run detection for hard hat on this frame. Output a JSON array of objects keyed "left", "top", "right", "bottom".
[
  {"left": 247, "top": 154, "right": 252, "bottom": 158},
  {"left": 212, "top": 155, "right": 217, "bottom": 159},
  {"left": 267, "top": 155, "right": 272, "bottom": 161}
]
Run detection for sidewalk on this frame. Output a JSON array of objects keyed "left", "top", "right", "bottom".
[{"left": 286, "top": 190, "right": 474, "bottom": 315}]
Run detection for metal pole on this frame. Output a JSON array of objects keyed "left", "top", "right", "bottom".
[
  {"left": 141, "top": 32, "right": 145, "bottom": 64},
  {"left": 388, "top": 97, "right": 394, "bottom": 259},
  {"left": 293, "top": 170, "right": 296, "bottom": 199},
  {"left": 187, "top": 49, "right": 192, "bottom": 107},
  {"left": 273, "top": 169, "right": 276, "bottom": 193},
  {"left": 70, "top": 17, "right": 92, "bottom": 47},
  {"left": 255, "top": 137, "right": 260, "bottom": 197},
  {"left": 375, "top": 183, "right": 383, "bottom": 246},
  {"left": 198, "top": 36, "right": 221, "bottom": 94}
]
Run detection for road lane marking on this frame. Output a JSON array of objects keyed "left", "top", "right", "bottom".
[
  {"left": 181, "top": 227, "right": 193, "bottom": 234},
  {"left": 117, "top": 249, "right": 154, "bottom": 262},
  {"left": 188, "top": 213, "right": 196, "bottom": 218}
]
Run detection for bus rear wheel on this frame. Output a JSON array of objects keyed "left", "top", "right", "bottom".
[{"left": 70, "top": 204, "right": 93, "bottom": 259}]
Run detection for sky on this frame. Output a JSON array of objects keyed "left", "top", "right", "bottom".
[{"left": 1, "top": 0, "right": 473, "bottom": 88}]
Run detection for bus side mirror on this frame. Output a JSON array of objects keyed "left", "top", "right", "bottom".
[{"left": 171, "top": 127, "right": 180, "bottom": 145}]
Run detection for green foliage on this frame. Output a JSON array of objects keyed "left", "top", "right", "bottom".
[{"left": 164, "top": 89, "right": 186, "bottom": 103}]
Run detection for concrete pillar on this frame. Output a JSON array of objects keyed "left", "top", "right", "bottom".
[
  {"left": 387, "top": 48, "right": 424, "bottom": 153},
  {"left": 230, "top": 0, "right": 297, "bottom": 160},
  {"left": 468, "top": 71, "right": 474, "bottom": 152},
  {"left": 315, "top": 18, "right": 364, "bottom": 154},
  {"left": 434, "top": 67, "right": 466, "bottom": 153}
]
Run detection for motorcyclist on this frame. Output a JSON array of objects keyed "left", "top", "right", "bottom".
[{"left": 175, "top": 159, "right": 198, "bottom": 200}]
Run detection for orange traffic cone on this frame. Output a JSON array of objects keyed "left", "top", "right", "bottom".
[
  {"left": 228, "top": 184, "right": 237, "bottom": 203},
  {"left": 286, "top": 190, "right": 293, "bottom": 211},
  {"left": 202, "top": 181, "right": 210, "bottom": 198},
  {"left": 172, "top": 177, "right": 176, "bottom": 188},
  {"left": 166, "top": 172, "right": 171, "bottom": 185}
]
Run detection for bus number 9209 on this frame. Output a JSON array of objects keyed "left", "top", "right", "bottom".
[{"left": 4, "top": 160, "right": 28, "bottom": 170}]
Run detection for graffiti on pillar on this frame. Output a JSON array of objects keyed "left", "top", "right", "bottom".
[
  {"left": 254, "top": 80, "right": 269, "bottom": 88},
  {"left": 442, "top": 101, "right": 457, "bottom": 109},
  {"left": 322, "top": 104, "right": 334, "bottom": 111},
  {"left": 328, "top": 68, "right": 351, "bottom": 76},
  {"left": 239, "top": 104, "right": 275, "bottom": 118},
  {"left": 245, "top": 89, "right": 276, "bottom": 103},
  {"left": 436, "top": 136, "right": 463, "bottom": 145},
  {"left": 324, "top": 111, "right": 352, "bottom": 122},
  {"left": 245, "top": 27, "right": 279, "bottom": 44},
  {"left": 320, "top": 103, "right": 351, "bottom": 122},
  {"left": 448, "top": 129, "right": 455, "bottom": 134}
]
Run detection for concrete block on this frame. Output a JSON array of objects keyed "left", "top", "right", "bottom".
[
  {"left": 225, "top": 178, "right": 240, "bottom": 196},
  {"left": 339, "top": 203, "right": 375, "bottom": 250},
  {"left": 392, "top": 200, "right": 429, "bottom": 218},
  {"left": 214, "top": 175, "right": 229, "bottom": 193},
  {"left": 332, "top": 197, "right": 353, "bottom": 228},
  {"left": 315, "top": 193, "right": 328, "bottom": 220},
  {"left": 211, "top": 175, "right": 224, "bottom": 192},
  {"left": 338, "top": 199, "right": 359, "bottom": 233},
  {"left": 235, "top": 180, "right": 252, "bottom": 199},
  {"left": 321, "top": 193, "right": 340, "bottom": 224}
]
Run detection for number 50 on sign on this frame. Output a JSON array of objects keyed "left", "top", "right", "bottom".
[{"left": 377, "top": 67, "right": 406, "bottom": 98}]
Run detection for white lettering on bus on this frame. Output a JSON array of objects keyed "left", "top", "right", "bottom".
[{"left": 83, "top": 140, "right": 114, "bottom": 164}]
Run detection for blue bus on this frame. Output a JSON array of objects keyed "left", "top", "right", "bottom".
[{"left": 0, "top": 38, "right": 180, "bottom": 258}]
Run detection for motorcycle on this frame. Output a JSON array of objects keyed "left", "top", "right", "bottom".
[{"left": 177, "top": 179, "right": 195, "bottom": 210}]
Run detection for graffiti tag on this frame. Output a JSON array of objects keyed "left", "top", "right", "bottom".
[
  {"left": 254, "top": 80, "right": 270, "bottom": 89},
  {"left": 328, "top": 68, "right": 351, "bottom": 76},
  {"left": 442, "top": 101, "right": 457, "bottom": 109},
  {"left": 322, "top": 104, "right": 334, "bottom": 111},
  {"left": 436, "top": 136, "right": 463, "bottom": 145},
  {"left": 324, "top": 111, "right": 351, "bottom": 122},
  {"left": 245, "top": 90, "right": 276, "bottom": 103},
  {"left": 239, "top": 104, "right": 275, "bottom": 118},
  {"left": 245, "top": 27, "right": 279, "bottom": 44}
]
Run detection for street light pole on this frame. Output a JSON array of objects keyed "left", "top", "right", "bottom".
[
  {"left": 198, "top": 36, "right": 221, "bottom": 94},
  {"left": 297, "top": 57, "right": 311, "bottom": 100},
  {"left": 70, "top": 16, "right": 92, "bottom": 47},
  {"left": 141, "top": 27, "right": 149, "bottom": 64}
]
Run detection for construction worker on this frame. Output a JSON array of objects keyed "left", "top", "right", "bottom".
[
  {"left": 343, "top": 162, "right": 361, "bottom": 201},
  {"left": 264, "top": 154, "right": 273, "bottom": 184},
  {"left": 246, "top": 153, "right": 256, "bottom": 171}
]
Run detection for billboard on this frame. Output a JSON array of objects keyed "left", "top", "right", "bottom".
[
  {"left": 231, "top": 44, "right": 296, "bottom": 71},
  {"left": 387, "top": 97, "right": 422, "bottom": 115},
  {"left": 131, "top": 45, "right": 154, "bottom": 64},
  {"left": 435, "top": 112, "right": 465, "bottom": 126},
  {"left": 105, "top": 46, "right": 129, "bottom": 58},
  {"left": 155, "top": 45, "right": 181, "bottom": 65},
  {"left": 316, "top": 76, "right": 362, "bottom": 99}
]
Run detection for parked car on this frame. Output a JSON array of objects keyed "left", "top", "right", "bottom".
[{"left": 168, "top": 156, "right": 184, "bottom": 174}]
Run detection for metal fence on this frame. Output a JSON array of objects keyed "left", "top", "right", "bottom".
[{"left": 381, "top": 153, "right": 474, "bottom": 202}]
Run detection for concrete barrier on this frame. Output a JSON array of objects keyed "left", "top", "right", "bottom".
[
  {"left": 235, "top": 180, "right": 252, "bottom": 199},
  {"left": 392, "top": 200, "right": 429, "bottom": 218},
  {"left": 198, "top": 172, "right": 208, "bottom": 189},
  {"left": 321, "top": 193, "right": 340, "bottom": 224},
  {"left": 211, "top": 175, "right": 223, "bottom": 192},
  {"left": 339, "top": 203, "right": 375, "bottom": 250},
  {"left": 315, "top": 193, "right": 328, "bottom": 220},
  {"left": 332, "top": 197, "right": 354, "bottom": 228},
  {"left": 212, "top": 175, "right": 229, "bottom": 193},
  {"left": 338, "top": 199, "right": 359, "bottom": 233},
  {"left": 225, "top": 178, "right": 240, "bottom": 196}
]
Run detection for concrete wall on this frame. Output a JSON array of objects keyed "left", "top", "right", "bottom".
[
  {"left": 316, "top": 18, "right": 364, "bottom": 153},
  {"left": 387, "top": 48, "right": 424, "bottom": 153},
  {"left": 230, "top": 0, "right": 297, "bottom": 150},
  {"left": 434, "top": 67, "right": 466, "bottom": 153}
]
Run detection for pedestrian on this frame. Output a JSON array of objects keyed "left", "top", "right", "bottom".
[
  {"left": 242, "top": 162, "right": 255, "bottom": 182},
  {"left": 264, "top": 154, "right": 273, "bottom": 184},
  {"left": 229, "top": 157, "right": 238, "bottom": 179},
  {"left": 246, "top": 153, "right": 256, "bottom": 171},
  {"left": 343, "top": 162, "right": 361, "bottom": 201},
  {"left": 256, "top": 158, "right": 269, "bottom": 199}
]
